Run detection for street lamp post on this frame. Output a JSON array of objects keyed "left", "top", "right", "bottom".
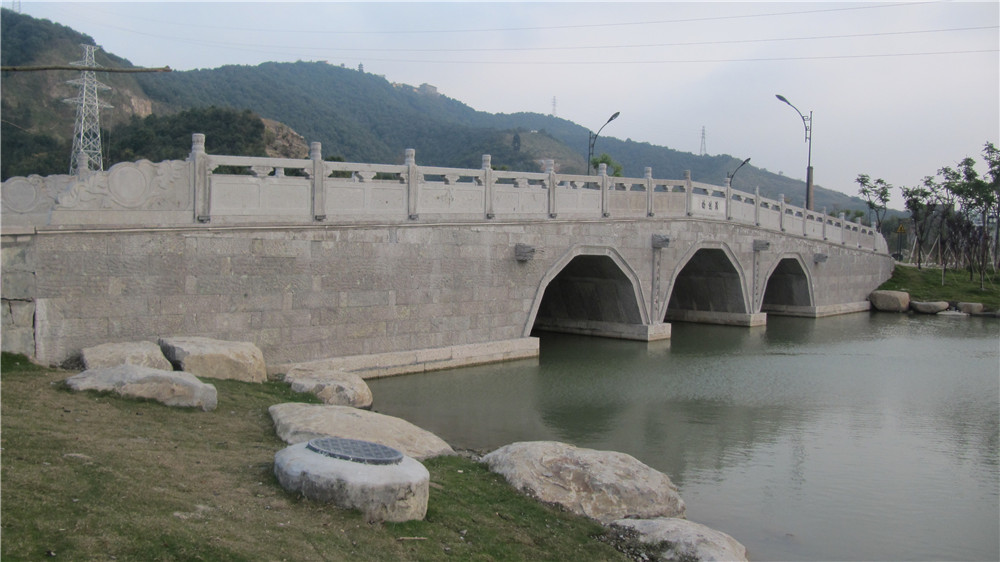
[
  {"left": 588, "top": 111, "right": 620, "bottom": 175},
  {"left": 728, "top": 157, "right": 751, "bottom": 188},
  {"left": 775, "top": 94, "right": 813, "bottom": 210}
]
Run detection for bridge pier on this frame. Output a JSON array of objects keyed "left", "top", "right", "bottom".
[
  {"left": 664, "top": 310, "right": 767, "bottom": 327},
  {"left": 532, "top": 319, "right": 671, "bottom": 341},
  {"left": 762, "top": 302, "right": 871, "bottom": 318}
]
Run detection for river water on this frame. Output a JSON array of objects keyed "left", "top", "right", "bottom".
[{"left": 367, "top": 313, "right": 999, "bottom": 561}]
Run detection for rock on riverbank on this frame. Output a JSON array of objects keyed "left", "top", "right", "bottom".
[
  {"left": 482, "top": 441, "right": 686, "bottom": 524},
  {"left": 269, "top": 402, "right": 455, "bottom": 460},
  {"left": 869, "top": 290, "right": 994, "bottom": 316},
  {"left": 613, "top": 517, "right": 749, "bottom": 562},
  {"left": 65, "top": 365, "right": 217, "bottom": 411}
]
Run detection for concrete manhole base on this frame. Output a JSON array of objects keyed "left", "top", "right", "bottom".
[{"left": 274, "top": 439, "right": 429, "bottom": 522}]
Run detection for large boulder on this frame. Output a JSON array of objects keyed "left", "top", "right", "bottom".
[
  {"left": 957, "top": 302, "right": 984, "bottom": 315},
  {"left": 273, "top": 439, "right": 428, "bottom": 523},
  {"left": 910, "top": 300, "right": 949, "bottom": 314},
  {"left": 613, "top": 518, "right": 748, "bottom": 562},
  {"left": 158, "top": 337, "right": 266, "bottom": 383},
  {"left": 282, "top": 365, "right": 373, "bottom": 409},
  {"left": 268, "top": 403, "right": 455, "bottom": 460},
  {"left": 65, "top": 365, "right": 217, "bottom": 411},
  {"left": 481, "top": 441, "right": 685, "bottom": 524},
  {"left": 869, "top": 290, "right": 910, "bottom": 312},
  {"left": 81, "top": 341, "right": 172, "bottom": 371}
]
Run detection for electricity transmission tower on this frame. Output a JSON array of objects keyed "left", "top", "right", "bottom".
[
  {"left": 64, "top": 44, "right": 111, "bottom": 175},
  {"left": 699, "top": 126, "right": 707, "bottom": 156}
]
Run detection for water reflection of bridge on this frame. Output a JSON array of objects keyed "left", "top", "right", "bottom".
[{"left": 0, "top": 134, "right": 892, "bottom": 367}]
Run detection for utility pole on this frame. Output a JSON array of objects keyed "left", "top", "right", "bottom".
[
  {"left": 64, "top": 44, "right": 112, "bottom": 175},
  {"left": 699, "top": 126, "right": 707, "bottom": 156}
]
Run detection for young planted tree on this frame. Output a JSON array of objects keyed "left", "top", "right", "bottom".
[
  {"left": 982, "top": 142, "right": 1000, "bottom": 268},
  {"left": 591, "top": 153, "right": 623, "bottom": 177},
  {"left": 900, "top": 184, "right": 932, "bottom": 269},
  {"left": 917, "top": 142, "right": 999, "bottom": 289},
  {"left": 856, "top": 174, "right": 891, "bottom": 232}
]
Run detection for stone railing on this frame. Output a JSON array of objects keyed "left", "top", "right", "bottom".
[{"left": 1, "top": 133, "right": 887, "bottom": 253}]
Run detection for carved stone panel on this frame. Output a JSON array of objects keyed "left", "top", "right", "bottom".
[{"left": 56, "top": 160, "right": 191, "bottom": 212}]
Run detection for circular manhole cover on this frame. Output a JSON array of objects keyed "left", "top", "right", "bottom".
[{"left": 306, "top": 437, "right": 404, "bottom": 465}]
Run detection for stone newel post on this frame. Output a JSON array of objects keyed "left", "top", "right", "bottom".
[
  {"left": 546, "top": 159, "right": 557, "bottom": 218},
  {"left": 684, "top": 170, "right": 693, "bottom": 216},
  {"left": 778, "top": 193, "right": 785, "bottom": 232},
  {"left": 599, "top": 162, "right": 610, "bottom": 218},
  {"left": 482, "top": 154, "right": 495, "bottom": 219},
  {"left": 645, "top": 167, "right": 654, "bottom": 217},
  {"left": 311, "top": 142, "right": 326, "bottom": 221},
  {"left": 190, "top": 133, "right": 211, "bottom": 223},
  {"left": 405, "top": 148, "right": 418, "bottom": 220}
]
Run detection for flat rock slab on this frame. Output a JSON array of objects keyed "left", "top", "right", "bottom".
[
  {"left": 274, "top": 440, "right": 428, "bottom": 522},
  {"left": 81, "top": 341, "right": 173, "bottom": 371},
  {"left": 482, "top": 441, "right": 685, "bottom": 524},
  {"left": 613, "top": 518, "right": 748, "bottom": 562},
  {"left": 283, "top": 365, "right": 373, "bottom": 409},
  {"left": 65, "top": 365, "right": 217, "bottom": 411},
  {"left": 910, "top": 300, "right": 949, "bottom": 314},
  {"left": 158, "top": 337, "right": 266, "bottom": 383},
  {"left": 268, "top": 403, "right": 455, "bottom": 460},
  {"left": 869, "top": 290, "right": 910, "bottom": 312}
]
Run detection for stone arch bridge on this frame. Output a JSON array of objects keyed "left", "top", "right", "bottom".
[{"left": 1, "top": 135, "right": 892, "bottom": 371}]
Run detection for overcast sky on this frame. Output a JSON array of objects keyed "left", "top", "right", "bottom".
[{"left": 17, "top": 1, "right": 1000, "bottom": 208}]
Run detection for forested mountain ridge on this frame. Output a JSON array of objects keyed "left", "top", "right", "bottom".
[{"left": 1, "top": 8, "right": 870, "bottom": 213}]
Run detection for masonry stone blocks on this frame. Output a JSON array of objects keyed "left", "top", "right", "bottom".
[{"left": 2, "top": 139, "right": 892, "bottom": 368}]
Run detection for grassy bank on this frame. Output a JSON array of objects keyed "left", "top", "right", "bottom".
[
  {"left": 0, "top": 353, "right": 643, "bottom": 561},
  {"left": 878, "top": 263, "right": 1000, "bottom": 310}
]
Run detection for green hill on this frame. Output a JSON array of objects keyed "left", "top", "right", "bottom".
[{"left": 1, "top": 8, "right": 871, "bottom": 214}]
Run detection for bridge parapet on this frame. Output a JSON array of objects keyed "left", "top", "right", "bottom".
[{"left": 1, "top": 134, "right": 887, "bottom": 254}]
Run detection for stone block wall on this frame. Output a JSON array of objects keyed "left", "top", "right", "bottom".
[
  {"left": 5, "top": 223, "right": 549, "bottom": 366},
  {"left": 1, "top": 218, "right": 891, "bottom": 368}
]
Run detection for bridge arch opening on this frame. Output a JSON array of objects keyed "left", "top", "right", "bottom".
[
  {"left": 663, "top": 246, "right": 763, "bottom": 326},
  {"left": 529, "top": 252, "right": 652, "bottom": 340},
  {"left": 762, "top": 256, "right": 813, "bottom": 309}
]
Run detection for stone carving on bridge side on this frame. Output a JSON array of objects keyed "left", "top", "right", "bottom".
[
  {"left": 514, "top": 243, "right": 536, "bottom": 262},
  {"left": 1, "top": 174, "right": 59, "bottom": 216},
  {"left": 55, "top": 160, "right": 191, "bottom": 212},
  {"left": 249, "top": 165, "right": 274, "bottom": 178}
]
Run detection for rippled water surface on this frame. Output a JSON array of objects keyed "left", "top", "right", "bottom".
[{"left": 368, "top": 314, "right": 1000, "bottom": 561}]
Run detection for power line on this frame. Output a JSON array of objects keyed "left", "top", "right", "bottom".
[
  {"left": 196, "top": 25, "right": 998, "bottom": 54},
  {"left": 2, "top": 64, "right": 171, "bottom": 72},
  {"left": 78, "top": 1, "right": 935, "bottom": 36},
  {"left": 58, "top": 17, "right": 997, "bottom": 65},
  {"left": 311, "top": 49, "right": 999, "bottom": 66}
]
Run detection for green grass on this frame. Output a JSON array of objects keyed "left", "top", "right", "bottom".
[
  {"left": 878, "top": 264, "right": 1000, "bottom": 310},
  {"left": 0, "top": 352, "right": 642, "bottom": 561}
]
